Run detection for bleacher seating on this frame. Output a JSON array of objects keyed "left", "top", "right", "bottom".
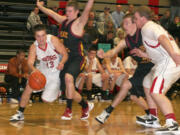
[{"left": 0, "top": 0, "right": 47, "bottom": 62}]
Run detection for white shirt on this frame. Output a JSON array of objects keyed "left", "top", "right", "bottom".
[
  {"left": 141, "top": 21, "right": 180, "bottom": 64},
  {"left": 34, "top": 34, "right": 62, "bottom": 72}
]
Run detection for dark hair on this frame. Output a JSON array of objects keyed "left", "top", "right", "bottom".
[
  {"left": 88, "top": 46, "right": 97, "bottom": 52},
  {"left": 16, "top": 49, "right": 25, "bottom": 55},
  {"left": 123, "top": 13, "right": 134, "bottom": 22},
  {"left": 107, "top": 30, "right": 114, "bottom": 34},
  {"left": 33, "top": 24, "right": 47, "bottom": 34},
  {"left": 135, "top": 6, "right": 153, "bottom": 20},
  {"left": 66, "top": 1, "right": 79, "bottom": 11}
]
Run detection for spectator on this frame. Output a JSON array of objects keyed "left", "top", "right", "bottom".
[
  {"left": 114, "top": 28, "right": 126, "bottom": 46},
  {"left": 89, "top": 11, "right": 97, "bottom": 28},
  {"left": 104, "top": 21, "right": 116, "bottom": 36},
  {"left": 97, "top": 7, "right": 114, "bottom": 35},
  {"left": 48, "top": 6, "right": 59, "bottom": 36},
  {"left": 152, "top": 14, "right": 160, "bottom": 24},
  {"left": 27, "top": 7, "right": 42, "bottom": 31},
  {"left": 170, "top": 0, "right": 180, "bottom": 22},
  {"left": 85, "top": 20, "right": 99, "bottom": 45},
  {"left": 112, "top": 5, "right": 125, "bottom": 29},
  {"left": 75, "top": 47, "right": 109, "bottom": 100},
  {"left": 103, "top": 54, "right": 127, "bottom": 99},
  {"left": 126, "top": 4, "right": 134, "bottom": 14},
  {"left": 168, "top": 16, "right": 180, "bottom": 41},
  {"left": 160, "top": 10, "right": 171, "bottom": 30},
  {"left": 4, "top": 50, "right": 29, "bottom": 103},
  {"left": 99, "top": 31, "right": 114, "bottom": 49}
]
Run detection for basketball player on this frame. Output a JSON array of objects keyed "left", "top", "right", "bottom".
[
  {"left": 37, "top": 0, "right": 94, "bottom": 120},
  {"left": 132, "top": 6, "right": 180, "bottom": 131},
  {"left": 76, "top": 47, "right": 109, "bottom": 100},
  {"left": 103, "top": 54, "right": 127, "bottom": 98},
  {"left": 95, "top": 14, "right": 159, "bottom": 127},
  {"left": 10, "top": 24, "right": 68, "bottom": 121}
]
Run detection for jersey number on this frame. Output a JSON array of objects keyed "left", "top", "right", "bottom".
[{"left": 47, "top": 61, "right": 54, "bottom": 68}]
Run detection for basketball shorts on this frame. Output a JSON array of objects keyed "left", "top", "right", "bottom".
[
  {"left": 75, "top": 73, "right": 102, "bottom": 88},
  {"left": 143, "top": 59, "right": 180, "bottom": 94},
  {"left": 60, "top": 56, "right": 85, "bottom": 91},
  {"left": 129, "top": 62, "right": 154, "bottom": 97},
  {"left": 38, "top": 69, "right": 61, "bottom": 102}
]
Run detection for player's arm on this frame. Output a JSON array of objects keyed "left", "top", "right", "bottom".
[
  {"left": 97, "top": 59, "right": 105, "bottom": 74},
  {"left": 104, "top": 58, "right": 114, "bottom": 74},
  {"left": 51, "top": 36, "right": 68, "bottom": 70},
  {"left": 158, "top": 35, "right": 180, "bottom": 65},
  {"left": 28, "top": 44, "right": 37, "bottom": 72},
  {"left": 76, "top": 0, "right": 94, "bottom": 27},
  {"left": 97, "top": 40, "right": 126, "bottom": 59},
  {"left": 85, "top": 59, "right": 93, "bottom": 73},
  {"left": 37, "top": 0, "right": 66, "bottom": 24},
  {"left": 118, "top": 58, "right": 127, "bottom": 74}
]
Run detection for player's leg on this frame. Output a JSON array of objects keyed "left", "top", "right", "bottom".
[
  {"left": 136, "top": 71, "right": 160, "bottom": 128},
  {"left": 101, "top": 73, "right": 110, "bottom": 100},
  {"left": 77, "top": 73, "right": 86, "bottom": 94},
  {"left": 62, "top": 58, "right": 94, "bottom": 120},
  {"left": 130, "top": 95, "right": 149, "bottom": 111},
  {"left": 109, "top": 73, "right": 122, "bottom": 94},
  {"left": 10, "top": 84, "right": 33, "bottom": 121},
  {"left": 86, "top": 73, "right": 93, "bottom": 100},
  {"left": 154, "top": 66, "right": 180, "bottom": 131},
  {"left": 95, "top": 79, "right": 132, "bottom": 124}
]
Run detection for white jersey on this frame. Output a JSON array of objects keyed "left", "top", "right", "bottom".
[
  {"left": 110, "top": 57, "right": 121, "bottom": 70},
  {"left": 86, "top": 57, "right": 98, "bottom": 73},
  {"left": 34, "top": 34, "right": 62, "bottom": 73},
  {"left": 141, "top": 21, "right": 180, "bottom": 65}
]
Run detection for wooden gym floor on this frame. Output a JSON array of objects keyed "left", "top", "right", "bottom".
[{"left": 0, "top": 98, "right": 180, "bottom": 135}]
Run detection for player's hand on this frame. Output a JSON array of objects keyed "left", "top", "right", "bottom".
[
  {"left": 57, "top": 62, "right": 64, "bottom": 70},
  {"left": 171, "top": 53, "right": 180, "bottom": 66},
  {"left": 97, "top": 49, "right": 105, "bottom": 59},
  {"left": 130, "top": 48, "right": 146, "bottom": 58},
  {"left": 37, "top": 0, "right": 44, "bottom": 7},
  {"left": 31, "top": 69, "right": 41, "bottom": 74}
]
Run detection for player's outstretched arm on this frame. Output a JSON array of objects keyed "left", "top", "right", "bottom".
[
  {"left": 51, "top": 36, "right": 68, "bottom": 70},
  {"left": 37, "top": 0, "right": 66, "bottom": 24},
  {"left": 28, "top": 44, "right": 38, "bottom": 72},
  {"left": 97, "top": 40, "right": 126, "bottom": 59},
  {"left": 77, "top": 0, "right": 94, "bottom": 27}
]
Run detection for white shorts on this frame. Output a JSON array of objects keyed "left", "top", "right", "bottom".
[
  {"left": 40, "top": 70, "right": 61, "bottom": 102},
  {"left": 75, "top": 73, "right": 102, "bottom": 88},
  {"left": 143, "top": 59, "right": 180, "bottom": 94}
]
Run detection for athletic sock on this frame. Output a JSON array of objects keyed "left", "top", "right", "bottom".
[
  {"left": 78, "top": 89, "right": 82, "bottom": 94},
  {"left": 105, "top": 105, "right": 114, "bottom": 114},
  {"left": 66, "top": 99, "right": 73, "bottom": 110},
  {"left": 149, "top": 108, "right": 157, "bottom": 117},
  {"left": 79, "top": 99, "right": 88, "bottom": 109},
  {"left": 165, "top": 113, "right": 176, "bottom": 121},
  {"left": 18, "top": 107, "right": 25, "bottom": 113}
]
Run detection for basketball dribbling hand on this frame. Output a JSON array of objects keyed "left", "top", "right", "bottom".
[
  {"left": 57, "top": 63, "right": 64, "bottom": 70},
  {"left": 97, "top": 49, "right": 105, "bottom": 59}
]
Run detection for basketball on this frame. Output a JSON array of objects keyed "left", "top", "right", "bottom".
[{"left": 28, "top": 71, "right": 46, "bottom": 90}]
